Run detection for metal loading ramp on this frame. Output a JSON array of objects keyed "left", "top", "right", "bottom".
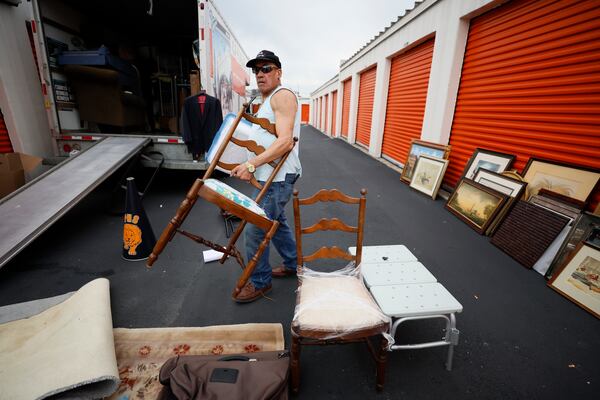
[{"left": 0, "top": 136, "right": 150, "bottom": 268}]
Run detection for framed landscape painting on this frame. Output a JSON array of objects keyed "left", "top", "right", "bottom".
[
  {"left": 473, "top": 168, "right": 528, "bottom": 235},
  {"left": 548, "top": 242, "right": 600, "bottom": 319},
  {"left": 445, "top": 178, "right": 507, "bottom": 234},
  {"left": 522, "top": 158, "right": 600, "bottom": 203},
  {"left": 461, "top": 148, "right": 516, "bottom": 181},
  {"left": 409, "top": 156, "right": 449, "bottom": 199},
  {"left": 400, "top": 139, "right": 450, "bottom": 183}
]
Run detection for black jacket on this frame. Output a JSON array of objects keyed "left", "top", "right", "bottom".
[{"left": 180, "top": 92, "right": 223, "bottom": 157}]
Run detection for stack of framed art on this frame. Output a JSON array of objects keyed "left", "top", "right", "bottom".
[
  {"left": 397, "top": 141, "right": 600, "bottom": 317},
  {"left": 401, "top": 139, "right": 450, "bottom": 200},
  {"left": 444, "top": 148, "right": 518, "bottom": 235}
]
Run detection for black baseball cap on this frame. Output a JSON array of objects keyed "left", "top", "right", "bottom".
[{"left": 246, "top": 50, "right": 281, "bottom": 69}]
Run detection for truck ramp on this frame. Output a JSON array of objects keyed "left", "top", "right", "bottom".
[{"left": 0, "top": 137, "right": 150, "bottom": 268}]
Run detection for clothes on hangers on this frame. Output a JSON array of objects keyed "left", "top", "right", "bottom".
[{"left": 180, "top": 91, "right": 223, "bottom": 159}]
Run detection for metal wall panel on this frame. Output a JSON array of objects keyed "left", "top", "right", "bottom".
[
  {"left": 356, "top": 66, "right": 377, "bottom": 147},
  {"left": 447, "top": 0, "right": 600, "bottom": 208},
  {"left": 341, "top": 79, "right": 352, "bottom": 138},
  {"left": 381, "top": 38, "right": 435, "bottom": 163}
]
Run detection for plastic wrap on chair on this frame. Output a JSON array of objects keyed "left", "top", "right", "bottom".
[{"left": 292, "top": 262, "right": 391, "bottom": 340}]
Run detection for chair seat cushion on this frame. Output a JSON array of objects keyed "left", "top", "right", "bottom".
[
  {"left": 204, "top": 179, "right": 267, "bottom": 218},
  {"left": 292, "top": 275, "right": 388, "bottom": 336}
]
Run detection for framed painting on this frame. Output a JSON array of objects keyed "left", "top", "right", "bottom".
[
  {"left": 473, "top": 168, "right": 527, "bottom": 199},
  {"left": 473, "top": 168, "right": 528, "bottom": 235},
  {"left": 546, "top": 212, "right": 600, "bottom": 279},
  {"left": 409, "top": 156, "right": 449, "bottom": 199},
  {"left": 400, "top": 139, "right": 450, "bottom": 183},
  {"left": 460, "top": 148, "right": 516, "bottom": 181},
  {"left": 445, "top": 178, "right": 508, "bottom": 234},
  {"left": 522, "top": 158, "right": 600, "bottom": 203},
  {"left": 548, "top": 242, "right": 600, "bottom": 319}
]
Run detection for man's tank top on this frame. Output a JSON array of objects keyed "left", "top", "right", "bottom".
[{"left": 251, "top": 86, "right": 302, "bottom": 182}]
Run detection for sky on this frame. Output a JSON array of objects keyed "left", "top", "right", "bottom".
[{"left": 214, "top": 0, "right": 417, "bottom": 98}]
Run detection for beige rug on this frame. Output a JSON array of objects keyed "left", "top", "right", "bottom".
[
  {"left": 0, "top": 278, "right": 119, "bottom": 400},
  {"left": 0, "top": 278, "right": 285, "bottom": 400},
  {"left": 110, "top": 323, "right": 285, "bottom": 399}
]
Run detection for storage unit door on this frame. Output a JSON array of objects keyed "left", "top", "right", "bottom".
[
  {"left": 381, "top": 38, "right": 435, "bottom": 164},
  {"left": 331, "top": 90, "right": 338, "bottom": 135},
  {"left": 324, "top": 94, "right": 329, "bottom": 133},
  {"left": 0, "top": 109, "right": 14, "bottom": 153},
  {"left": 341, "top": 79, "right": 352, "bottom": 138},
  {"left": 301, "top": 104, "right": 309, "bottom": 123},
  {"left": 447, "top": 0, "right": 600, "bottom": 205},
  {"left": 355, "top": 66, "right": 377, "bottom": 147}
]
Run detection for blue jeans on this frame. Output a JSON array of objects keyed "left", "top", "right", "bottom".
[{"left": 245, "top": 174, "right": 298, "bottom": 289}]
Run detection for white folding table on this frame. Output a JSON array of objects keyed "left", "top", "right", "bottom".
[{"left": 353, "top": 245, "right": 463, "bottom": 370}]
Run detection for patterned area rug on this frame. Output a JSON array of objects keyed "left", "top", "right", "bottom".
[{"left": 109, "top": 323, "right": 285, "bottom": 399}]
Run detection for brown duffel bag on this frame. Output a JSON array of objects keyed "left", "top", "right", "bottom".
[{"left": 157, "top": 351, "right": 290, "bottom": 400}]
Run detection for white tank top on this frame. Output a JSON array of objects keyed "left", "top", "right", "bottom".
[{"left": 251, "top": 86, "right": 302, "bottom": 182}]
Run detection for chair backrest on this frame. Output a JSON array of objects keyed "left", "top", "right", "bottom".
[
  {"left": 203, "top": 105, "right": 296, "bottom": 197},
  {"left": 293, "top": 189, "right": 366, "bottom": 273}
]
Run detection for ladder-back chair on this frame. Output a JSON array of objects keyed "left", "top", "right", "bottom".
[
  {"left": 289, "top": 188, "right": 390, "bottom": 393},
  {"left": 147, "top": 103, "right": 297, "bottom": 299}
]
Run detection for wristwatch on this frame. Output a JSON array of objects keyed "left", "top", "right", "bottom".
[{"left": 245, "top": 162, "right": 256, "bottom": 173}]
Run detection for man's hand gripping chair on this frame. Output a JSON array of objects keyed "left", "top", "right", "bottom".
[
  {"left": 290, "top": 188, "right": 391, "bottom": 393},
  {"left": 147, "top": 103, "right": 297, "bottom": 299}
]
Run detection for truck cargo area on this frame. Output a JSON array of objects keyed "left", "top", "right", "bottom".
[
  {"left": 38, "top": 0, "right": 208, "bottom": 168},
  {"left": 0, "top": 136, "right": 149, "bottom": 268}
]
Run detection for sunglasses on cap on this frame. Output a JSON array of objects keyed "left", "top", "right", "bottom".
[{"left": 252, "top": 65, "right": 279, "bottom": 74}]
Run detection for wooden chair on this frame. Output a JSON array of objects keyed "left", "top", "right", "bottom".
[
  {"left": 290, "top": 188, "right": 390, "bottom": 393},
  {"left": 147, "top": 103, "right": 297, "bottom": 299}
]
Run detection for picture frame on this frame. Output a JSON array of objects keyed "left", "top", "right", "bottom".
[
  {"left": 409, "top": 155, "right": 449, "bottom": 199},
  {"left": 546, "top": 212, "right": 600, "bottom": 279},
  {"left": 548, "top": 242, "right": 600, "bottom": 319},
  {"left": 460, "top": 148, "right": 516, "bottom": 181},
  {"left": 522, "top": 158, "right": 600, "bottom": 203},
  {"left": 445, "top": 178, "right": 508, "bottom": 234},
  {"left": 473, "top": 168, "right": 528, "bottom": 235},
  {"left": 400, "top": 139, "right": 450, "bottom": 183}
]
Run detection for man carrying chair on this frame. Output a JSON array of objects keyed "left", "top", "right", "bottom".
[{"left": 230, "top": 50, "right": 302, "bottom": 303}]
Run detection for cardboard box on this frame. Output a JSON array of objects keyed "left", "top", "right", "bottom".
[{"left": 0, "top": 153, "right": 43, "bottom": 198}]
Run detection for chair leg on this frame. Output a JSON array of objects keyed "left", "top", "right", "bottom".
[
  {"left": 147, "top": 178, "right": 203, "bottom": 267},
  {"left": 290, "top": 335, "right": 301, "bottom": 394},
  {"left": 375, "top": 337, "right": 388, "bottom": 392},
  {"left": 231, "top": 221, "right": 280, "bottom": 297}
]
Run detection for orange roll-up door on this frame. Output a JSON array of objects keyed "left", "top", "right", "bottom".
[
  {"left": 0, "top": 109, "right": 14, "bottom": 153},
  {"left": 381, "top": 38, "right": 435, "bottom": 163},
  {"left": 341, "top": 79, "right": 352, "bottom": 138},
  {"left": 447, "top": 0, "right": 600, "bottom": 208},
  {"left": 301, "top": 104, "right": 309, "bottom": 123},
  {"left": 331, "top": 90, "right": 338, "bottom": 135},
  {"left": 355, "top": 66, "right": 377, "bottom": 147}
]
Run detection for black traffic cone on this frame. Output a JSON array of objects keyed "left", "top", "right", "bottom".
[{"left": 122, "top": 177, "right": 156, "bottom": 261}]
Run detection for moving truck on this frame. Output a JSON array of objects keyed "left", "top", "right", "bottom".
[{"left": 0, "top": 0, "right": 250, "bottom": 169}]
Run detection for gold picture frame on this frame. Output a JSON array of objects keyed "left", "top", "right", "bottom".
[
  {"left": 548, "top": 242, "right": 600, "bottom": 319},
  {"left": 409, "top": 155, "right": 449, "bottom": 200},
  {"left": 522, "top": 158, "right": 600, "bottom": 203}
]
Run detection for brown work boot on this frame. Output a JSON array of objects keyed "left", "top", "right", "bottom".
[
  {"left": 233, "top": 282, "right": 272, "bottom": 303},
  {"left": 271, "top": 266, "right": 297, "bottom": 278}
]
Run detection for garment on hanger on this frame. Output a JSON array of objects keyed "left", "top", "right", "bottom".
[{"left": 180, "top": 91, "right": 223, "bottom": 158}]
